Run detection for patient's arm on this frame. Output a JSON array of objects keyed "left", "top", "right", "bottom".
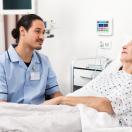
[{"left": 44, "top": 96, "right": 114, "bottom": 115}]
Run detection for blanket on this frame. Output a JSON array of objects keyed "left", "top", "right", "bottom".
[
  {"left": 78, "top": 104, "right": 132, "bottom": 132},
  {"left": 0, "top": 103, "right": 81, "bottom": 132},
  {"left": 0, "top": 103, "right": 131, "bottom": 132}
]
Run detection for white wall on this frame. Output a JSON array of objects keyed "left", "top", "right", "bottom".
[{"left": 37, "top": 0, "right": 132, "bottom": 94}]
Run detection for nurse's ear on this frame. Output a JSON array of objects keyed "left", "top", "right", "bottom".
[{"left": 19, "top": 26, "right": 26, "bottom": 37}]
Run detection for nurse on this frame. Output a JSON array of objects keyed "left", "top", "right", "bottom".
[{"left": 0, "top": 14, "right": 62, "bottom": 104}]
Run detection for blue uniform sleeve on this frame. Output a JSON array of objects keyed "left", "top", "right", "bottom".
[
  {"left": 45, "top": 58, "right": 59, "bottom": 96},
  {"left": 0, "top": 63, "right": 8, "bottom": 101}
]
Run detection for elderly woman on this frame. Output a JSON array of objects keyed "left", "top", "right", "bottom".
[{"left": 44, "top": 40, "right": 132, "bottom": 127}]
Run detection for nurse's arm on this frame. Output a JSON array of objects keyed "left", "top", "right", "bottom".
[
  {"left": 51, "top": 91, "right": 63, "bottom": 98},
  {"left": 0, "top": 63, "right": 8, "bottom": 103}
]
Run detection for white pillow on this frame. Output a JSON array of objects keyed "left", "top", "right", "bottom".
[
  {"left": 67, "top": 57, "right": 122, "bottom": 96},
  {"left": 100, "top": 56, "right": 122, "bottom": 75}
]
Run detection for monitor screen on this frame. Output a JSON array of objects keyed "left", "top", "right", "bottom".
[
  {"left": 0, "top": 0, "right": 36, "bottom": 14},
  {"left": 3, "top": 0, "right": 32, "bottom": 10}
]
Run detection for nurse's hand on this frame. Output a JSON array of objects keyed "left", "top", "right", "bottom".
[
  {"left": 0, "top": 100, "right": 7, "bottom": 103},
  {"left": 43, "top": 96, "right": 63, "bottom": 105}
]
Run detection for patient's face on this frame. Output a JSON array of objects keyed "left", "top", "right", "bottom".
[{"left": 121, "top": 40, "right": 132, "bottom": 63}]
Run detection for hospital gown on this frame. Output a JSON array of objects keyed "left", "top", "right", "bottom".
[{"left": 70, "top": 70, "right": 132, "bottom": 126}]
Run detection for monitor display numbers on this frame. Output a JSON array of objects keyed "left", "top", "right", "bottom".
[{"left": 97, "top": 19, "right": 113, "bottom": 36}]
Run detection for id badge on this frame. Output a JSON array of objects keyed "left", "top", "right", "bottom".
[{"left": 30, "top": 72, "right": 40, "bottom": 80}]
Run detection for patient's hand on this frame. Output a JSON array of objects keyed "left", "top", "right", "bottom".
[{"left": 43, "top": 96, "right": 63, "bottom": 105}]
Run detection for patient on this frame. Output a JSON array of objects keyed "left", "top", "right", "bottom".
[{"left": 44, "top": 40, "right": 132, "bottom": 127}]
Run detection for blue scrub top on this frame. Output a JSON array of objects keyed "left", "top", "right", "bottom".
[{"left": 0, "top": 45, "right": 59, "bottom": 104}]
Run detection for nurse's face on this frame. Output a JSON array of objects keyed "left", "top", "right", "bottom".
[
  {"left": 121, "top": 40, "right": 132, "bottom": 63},
  {"left": 21, "top": 19, "right": 45, "bottom": 50}
]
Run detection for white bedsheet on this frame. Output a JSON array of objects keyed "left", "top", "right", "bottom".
[
  {"left": 78, "top": 104, "right": 132, "bottom": 132},
  {"left": 0, "top": 103, "right": 81, "bottom": 132},
  {"left": 0, "top": 103, "right": 131, "bottom": 132}
]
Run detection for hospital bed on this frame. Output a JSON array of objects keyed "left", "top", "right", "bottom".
[{"left": 0, "top": 58, "right": 132, "bottom": 132}]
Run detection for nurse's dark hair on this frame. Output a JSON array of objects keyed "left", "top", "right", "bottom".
[{"left": 11, "top": 14, "right": 44, "bottom": 43}]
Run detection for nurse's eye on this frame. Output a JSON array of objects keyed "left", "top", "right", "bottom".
[
  {"left": 35, "top": 29, "right": 41, "bottom": 34},
  {"left": 43, "top": 31, "right": 45, "bottom": 35}
]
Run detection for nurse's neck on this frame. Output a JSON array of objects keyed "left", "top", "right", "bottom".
[{"left": 15, "top": 42, "right": 33, "bottom": 63}]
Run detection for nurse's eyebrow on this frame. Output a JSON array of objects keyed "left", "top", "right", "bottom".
[
  {"left": 35, "top": 28, "right": 45, "bottom": 32},
  {"left": 35, "top": 28, "right": 41, "bottom": 30}
]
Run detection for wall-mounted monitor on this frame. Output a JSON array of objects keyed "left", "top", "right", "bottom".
[
  {"left": 0, "top": 0, "right": 36, "bottom": 14},
  {"left": 96, "top": 18, "right": 113, "bottom": 36}
]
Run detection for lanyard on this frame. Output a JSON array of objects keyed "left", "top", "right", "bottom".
[
  {"left": 7, "top": 50, "right": 41, "bottom": 64},
  {"left": 7, "top": 50, "right": 11, "bottom": 62}
]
